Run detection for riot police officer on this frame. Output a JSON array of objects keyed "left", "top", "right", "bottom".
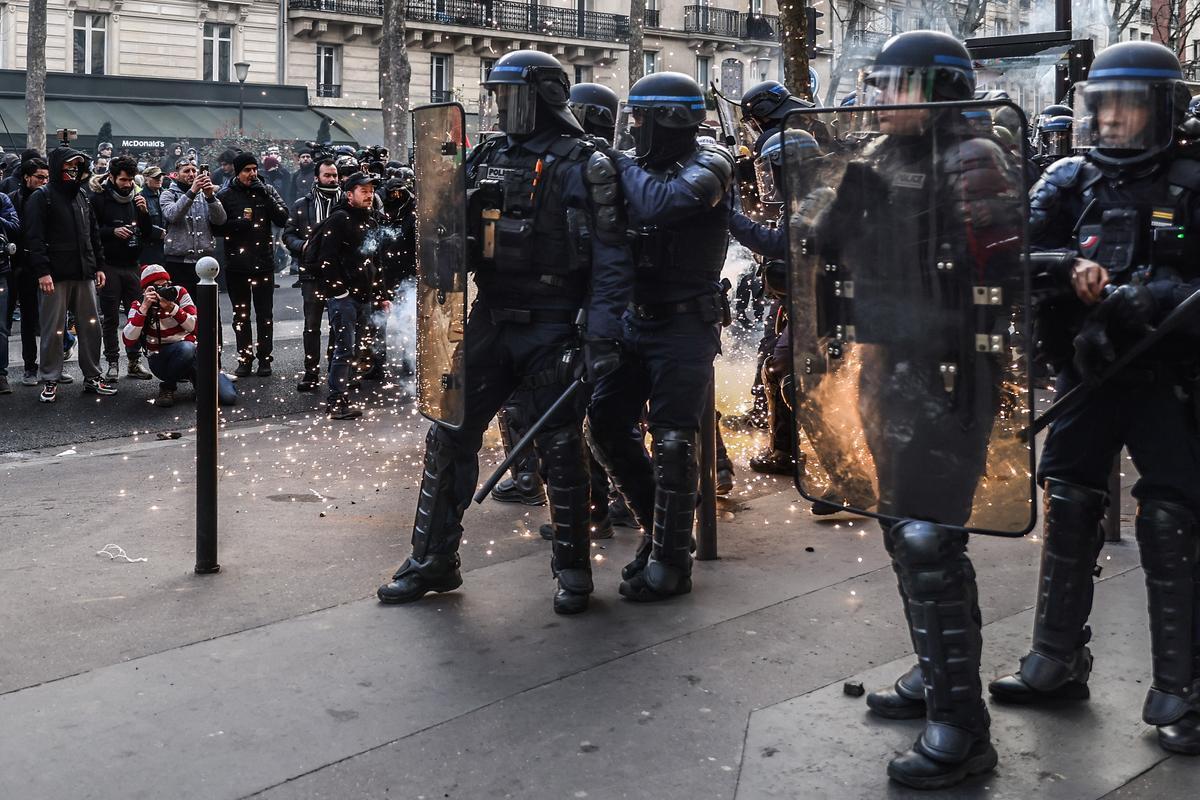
[
  {"left": 989, "top": 41, "right": 1200, "bottom": 756},
  {"left": 1032, "top": 103, "right": 1074, "bottom": 172},
  {"left": 810, "top": 31, "right": 1027, "bottom": 788},
  {"left": 377, "top": 50, "right": 630, "bottom": 615},
  {"left": 569, "top": 82, "right": 620, "bottom": 144},
  {"left": 740, "top": 79, "right": 818, "bottom": 151},
  {"left": 587, "top": 71, "right": 734, "bottom": 602}
]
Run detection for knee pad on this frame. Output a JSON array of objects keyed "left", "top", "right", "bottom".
[
  {"left": 1043, "top": 479, "right": 1108, "bottom": 553},
  {"left": 534, "top": 425, "right": 586, "bottom": 487},
  {"left": 1136, "top": 498, "right": 1199, "bottom": 573},
  {"left": 652, "top": 429, "right": 699, "bottom": 492},
  {"left": 890, "top": 520, "right": 969, "bottom": 597}
]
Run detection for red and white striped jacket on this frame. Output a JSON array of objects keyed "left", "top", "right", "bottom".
[{"left": 121, "top": 290, "right": 198, "bottom": 353}]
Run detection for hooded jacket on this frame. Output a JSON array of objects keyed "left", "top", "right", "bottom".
[
  {"left": 0, "top": 191, "right": 19, "bottom": 276},
  {"left": 89, "top": 177, "right": 153, "bottom": 270},
  {"left": 315, "top": 199, "right": 385, "bottom": 303},
  {"left": 215, "top": 176, "right": 290, "bottom": 274},
  {"left": 290, "top": 162, "right": 316, "bottom": 201},
  {"left": 24, "top": 145, "right": 106, "bottom": 282},
  {"left": 160, "top": 177, "right": 228, "bottom": 262}
]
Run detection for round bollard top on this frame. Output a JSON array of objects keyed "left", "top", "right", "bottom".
[{"left": 196, "top": 256, "right": 220, "bottom": 284}]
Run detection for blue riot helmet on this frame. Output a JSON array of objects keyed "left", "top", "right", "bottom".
[
  {"left": 482, "top": 49, "right": 582, "bottom": 137},
  {"left": 1074, "top": 41, "right": 1190, "bottom": 167},
  {"left": 741, "top": 80, "right": 814, "bottom": 136},
  {"left": 861, "top": 30, "right": 976, "bottom": 105},
  {"left": 839, "top": 92, "right": 858, "bottom": 107},
  {"left": 568, "top": 82, "right": 620, "bottom": 142},
  {"left": 753, "top": 129, "right": 818, "bottom": 203},
  {"left": 1039, "top": 114, "right": 1074, "bottom": 159},
  {"left": 622, "top": 72, "right": 708, "bottom": 162}
]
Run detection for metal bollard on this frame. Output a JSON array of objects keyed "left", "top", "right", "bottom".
[
  {"left": 696, "top": 385, "right": 718, "bottom": 561},
  {"left": 194, "top": 256, "right": 221, "bottom": 574}
]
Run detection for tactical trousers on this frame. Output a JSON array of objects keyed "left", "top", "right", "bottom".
[
  {"left": 412, "top": 306, "right": 587, "bottom": 556},
  {"left": 588, "top": 313, "right": 721, "bottom": 529}
]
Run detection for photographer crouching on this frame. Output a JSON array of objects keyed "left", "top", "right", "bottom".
[{"left": 122, "top": 264, "right": 237, "bottom": 408}]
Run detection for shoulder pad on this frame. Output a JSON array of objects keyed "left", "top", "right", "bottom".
[
  {"left": 678, "top": 144, "right": 735, "bottom": 207},
  {"left": 548, "top": 135, "right": 592, "bottom": 161},
  {"left": 1041, "top": 155, "right": 1101, "bottom": 190},
  {"left": 1167, "top": 156, "right": 1200, "bottom": 193},
  {"left": 584, "top": 150, "right": 625, "bottom": 245}
]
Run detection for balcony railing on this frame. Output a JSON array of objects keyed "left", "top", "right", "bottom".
[
  {"left": 291, "top": 0, "right": 630, "bottom": 42},
  {"left": 643, "top": 8, "right": 660, "bottom": 28},
  {"left": 316, "top": 82, "right": 342, "bottom": 98},
  {"left": 741, "top": 13, "right": 777, "bottom": 41},
  {"left": 430, "top": 88, "right": 454, "bottom": 103},
  {"left": 683, "top": 5, "right": 740, "bottom": 38}
]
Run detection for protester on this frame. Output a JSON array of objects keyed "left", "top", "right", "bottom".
[
  {"left": 25, "top": 144, "right": 116, "bottom": 402},
  {"left": 90, "top": 156, "right": 153, "bottom": 381},
  {"left": 0, "top": 187, "right": 21, "bottom": 394},
  {"left": 261, "top": 155, "right": 292, "bottom": 206},
  {"left": 282, "top": 157, "right": 340, "bottom": 392},
  {"left": 315, "top": 172, "right": 386, "bottom": 419},
  {"left": 161, "top": 160, "right": 226, "bottom": 299},
  {"left": 122, "top": 264, "right": 236, "bottom": 407},
  {"left": 216, "top": 153, "right": 289, "bottom": 377},
  {"left": 138, "top": 166, "right": 167, "bottom": 267},
  {"left": 5, "top": 158, "right": 49, "bottom": 386},
  {"left": 290, "top": 149, "right": 315, "bottom": 202}
]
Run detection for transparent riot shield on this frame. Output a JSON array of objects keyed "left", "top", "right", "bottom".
[
  {"left": 711, "top": 84, "right": 768, "bottom": 222},
  {"left": 412, "top": 102, "right": 469, "bottom": 428},
  {"left": 782, "top": 101, "right": 1035, "bottom": 536}
]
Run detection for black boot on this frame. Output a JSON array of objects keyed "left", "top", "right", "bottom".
[
  {"left": 378, "top": 426, "right": 465, "bottom": 605},
  {"left": 886, "top": 521, "right": 996, "bottom": 791},
  {"left": 539, "top": 427, "right": 594, "bottom": 615},
  {"left": 990, "top": 480, "right": 1107, "bottom": 705},
  {"left": 867, "top": 663, "right": 926, "bottom": 720},
  {"left": 377, "top": 554, "right": 463, "bottom": 603},
  {"left": 489, "top": 473, "right": 547, "bottom": 505},
  {"left": 587, "top": 422, "right": 653, "bottom": 580},
  {"left": 492, "top": 402, "right": 547, "bottom": 505},
  {"left": 620, "top": 430, "right": 696, "bottom": 602},
  {"left": 1136, "top": 499, "right": 1200, "bottom": 754}
]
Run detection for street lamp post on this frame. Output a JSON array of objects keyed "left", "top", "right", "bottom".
[{"left": 235, "top": 61, "right": 251, "bottom": 133}]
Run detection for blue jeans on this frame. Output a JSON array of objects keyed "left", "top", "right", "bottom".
[
  {"left": 326, "top": 296, "right": 370, "bottom": 400},
  {"left": 147, "top": 341, "right": 237, "bottom": 405},
  {"left": 0, "top": 276, "right": 9, "bottom": 374}
]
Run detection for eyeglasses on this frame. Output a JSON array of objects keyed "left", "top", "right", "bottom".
[{"left": 30, "top": 174, "right": 49, "bottom": 183}]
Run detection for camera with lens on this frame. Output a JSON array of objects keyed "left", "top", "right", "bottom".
[
  {"left": 153, "top": 284, "right": 180, "bottom": 304},
  {"left": 0, "top": 231, "right": 13, "bottom": 269}
]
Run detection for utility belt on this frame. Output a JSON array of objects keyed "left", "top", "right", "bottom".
[
  {"left": 488, "top": 306, "right": 579, "bottom": 326},
  {"left": 629, "top": 292, "right": 730, "bottom": 325}
]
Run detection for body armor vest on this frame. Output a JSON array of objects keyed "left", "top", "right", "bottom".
[
  {"left": 631, "top": 152, "right": 730, "bottom": 306},
  {"left": 469, "top": 136, "right": 591, "bottom": 306}
]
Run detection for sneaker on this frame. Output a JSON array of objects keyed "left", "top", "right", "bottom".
[
  {"left": 234, "top": 360, "right": 253, "bottom": 378},
  {"left": 155, "top": 386, "right": 175, "bottom": 408},
  {"left": 82, "top": 376, "right": 117, "bottom": 396},
  {"left": 296, "top": 373, "right": 319, "bottom": 392},
  {"left": 257, "top": 361, "right": 273, "bottom": 377},
  {"left": 105, "top": 362, "right": 119, "bottom": 381},
  {"left": 0, "top": 376, "right": 10, "bottom": 394},
  {"left": 63, "top": 343, "right": 76, "bottom": 363},
  {"left": 222, "top": 370, "right": 239, "bottom": 383},
  {"left": 21, "top": 370, "right": 37, "bottom": 387},
  {"left": 126, "top": 359, "right": 153, "bottom": 380},
  {"left": 291, "top": 279, "right": 302, "bottom": 289},
  {"left": 327, "top": 398, "right": 362, "bottom": 420},
  {"left": 39, "top": 381, "right": 57, "bottom": 403},
  {"left": 57, "top": 372, "right": 75, "bottom": 384}
]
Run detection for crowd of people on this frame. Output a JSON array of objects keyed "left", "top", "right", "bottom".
[{"left": 0, "top": 137, "right": 416, "bottom": 414}]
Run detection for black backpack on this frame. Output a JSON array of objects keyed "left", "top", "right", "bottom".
[{"left": 300, "top": 212, "right": 338, "bottom": 276}]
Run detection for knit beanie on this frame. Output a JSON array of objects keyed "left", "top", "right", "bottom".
[
  {"left": 233, "top": 152, "right": 258, "bottom": 173},
  {"left": 140, "top": 264, "right": 171, "bottom": 288}
]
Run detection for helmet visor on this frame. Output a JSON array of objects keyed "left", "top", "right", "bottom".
[
  {"left": 569, "top": 102, "right": 615, "bottom": 136},
  {"left": 753, "top": 152, "right": 779, "bottom": 203},
  {"left": 1073, "top": 81, "right": 1172, "bottom": 159},
  {"left": 1040, "top": 128, "right": 1072, "bottom": 158},
  {"left": 492, "top": 83, "right": 538, "bottom": 136},
  {"left": 618, "top": 106, "right": 656, "bottom": 158},
  {"left": 860, "top": 65, "right": 934, "bottom": 106}
]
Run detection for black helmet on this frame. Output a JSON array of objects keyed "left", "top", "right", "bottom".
[
  {"left": 623, "top": 72, "right": 707, "bottom": 161},
  {"left": 569, "top": 82, "right": 620, "bottom": 141},
  {"left": 1075, "top": 41, "right": 1189, "bottom": 167},
  {"left": 482, "top": 49, "right": 581, "bottom": 137},
  {"left": 863, "top": 30, "right": 976, "bottom": 104},
  {"left": 741, "top": 80, "right": 813, "bottom": 135},
  {"left": 754, "top": 128, "right": 819, "bottom": 203}
]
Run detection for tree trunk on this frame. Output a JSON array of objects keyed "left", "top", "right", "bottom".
[
  {"left": 26, "top": 0, "right": 47, "bottom": 153},
  {"left": 779, "top": 0, "right": 811, "bottom": 100},
  {"left": 380, "top": 0, "right": 412, "bottom": 159},
  {"left": 822, "top": 0, "right": 864, "bottom": 106},
  {"left": 628, "top": 0, "right": 646, "bottom": 87}
]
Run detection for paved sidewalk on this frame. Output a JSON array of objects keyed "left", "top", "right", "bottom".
[{"left": 1, "top": 411, "right": 1195, "bottom": 799}]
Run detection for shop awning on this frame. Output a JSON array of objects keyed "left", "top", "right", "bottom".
[{"left": 316, "top": 107, "right": 385, "bottom": 146}]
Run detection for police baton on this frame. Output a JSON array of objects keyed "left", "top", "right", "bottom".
[
  {"left": 473, "top": 377, "right": 586, "bottom": 504},
  {"left": 1024, "top": 287, "right": 1200, "bottom": 441}
]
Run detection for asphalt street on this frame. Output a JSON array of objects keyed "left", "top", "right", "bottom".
[{"left": 0, "top": 279, "right": 414, "bottom": 455}]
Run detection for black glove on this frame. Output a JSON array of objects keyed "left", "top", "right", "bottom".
[
  {"left": 582, "top": 337, "right": 621, "bottom": 383},
  {"left": 1106, "top": 284, "right": 1156, "bottom": 332},
  {"left": 1072, "top": 319, "right": 1116, "bottom": 385}
]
